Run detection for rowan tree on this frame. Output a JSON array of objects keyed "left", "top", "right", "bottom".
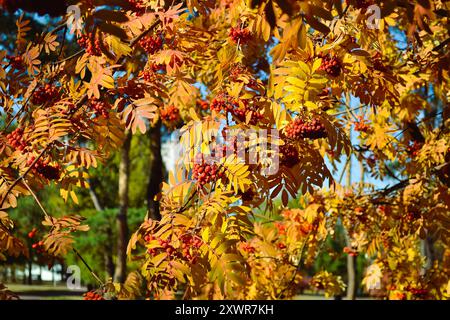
[{"left": 0, "top": 0, "right": 449, "bottom": 300}]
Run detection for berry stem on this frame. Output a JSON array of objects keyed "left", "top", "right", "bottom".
[{"left": 22, "top": 178, "right": 51, "bottom": 219}]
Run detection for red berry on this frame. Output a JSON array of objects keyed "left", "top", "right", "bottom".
[
  {"left": 318, "top": 53, "right": 342, "bottom": 77},
  {"left": 354, "top": 116, "right": 370, "bottom": 132},
  {"left": 83, "top": 291, "right": 105, "bottom": 300},
  {"left": 192, "top": 154, "right": 224, "bottom": 187},
  {"left": 77, "top": 33, "right": 102, "bottom": 56},
  {"left": 89, "top": 99, "right": 111, "bottom": 119},
  {"left": 31, "top": 84, "right": 60, "bottom": 105},
  {"left": 229, "top": 27, "right": 252, "bottom": 45},
  {"left": 160, "top": 105, "right": 181, "bottom": 126},
  {"left": 138, "top": 34, "right": 163, "bottom": 54},
  {"left": 285, "top": 117, "right": 326, "bottom": 140}
]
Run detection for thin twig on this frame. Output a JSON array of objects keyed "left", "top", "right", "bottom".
[
  {"left": 72, "top": 248, "right": 104, "bottom": 286},
  {"left": 22, "top": 178, "right": 50, "bottom": 219},
  {"left": 0, "top": 147, "right": 49, "bottom": 208}
]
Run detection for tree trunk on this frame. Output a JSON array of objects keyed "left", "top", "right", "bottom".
[
  {"left": 27, "top": 257, "right": 32, "bottom": 285},
  {"left": 346, "top": 253, "right": 357, "bottom": 300},
  {"left": 114, "top": 131, "right": 132, "bottom": 283},
  {"left": 147, "top": 121, "right": 163, "bottom": 221},
  {"left": 105, "top": 225, "right": 115, "bottom": 278},
  {"left": 88, "top": 180, "right": 115, "bottom": 279},
  {"left": 11, "top": 265, "right": 16, "bottom": 283},
  {"left": 345, "top": 140, "right": 357, "bottom": 300}
]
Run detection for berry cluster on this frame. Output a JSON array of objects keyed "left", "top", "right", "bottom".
[
  {"left": 160, "top": 105, "right": 181, "bottom": 124},
  {"left": 31, "top": 84, "right": 60, "bottom": 105},
  {"left": 196, "top": 99, "right": 209, "bottom": 111},
  {"left": 407, "top": 141, "right": 423, "bottom": 158},
  {"left": 83, "top": 291, "right": 105, "bottom": 300},
  {"left": 192, "top": 153, "right": 224, "bottom": 186},
  {"left": 280, "top": 143, "right": 300, "bottom": 168},
  {"left": 7, "top": 55, "right": 25, "bottom": 71},
  {"left": 140, "top": 64, "right": 165, "bottom": 82},
  {"left": 274, "top": 222, "right": 286, "bottom": 235},
  {"left": 27, "top": 157, "right": 61, "bottom": 181},
  {"left": 318, "top": 53, "right": 342, "bottom": 77},
  {"left": 0, "top": 0, "right": 67, "bottom": 16},
  {"left": 354, "top": 117, "right": 370, "bottom": 132},
  {"left": 210, "top": 94, "right": 237, "bottom": 113},
  {"left": 7, "top": 128, "right": 27, "bottom": 151},
  {"left": 210, "top": 95, "right": 263, "bottom": 124},
  {"left": 285, "top": 117, "right": 327, "bottom": 140},
  {"left": 138, "top": 35, "right": 163, "bottom": 54},
  {"left": 77, "top": 34, "right": 102, "bottom": 56},
  {"left": 241, "top": 242, "right": 256, "bottom": 254},
  {"left": 180, "top": 235, "right": 202, "bottom": 264},
  {"left": 31, "top": 240, "right": 45, "bottom": 254},
  {"left": 229, "top": 27, "right": 252, "bottom": 45},
  {"left": 89, "top": 99, "right": 110, "bottom": 119},
  {"left": 157, "top": 238, "right": 176, "bottom": 255}
]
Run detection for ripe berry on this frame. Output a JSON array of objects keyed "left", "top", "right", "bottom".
[
  {"left": 192, "top": 153, "right": 224, "bottom": 187},
  {"left": 210, "top": 95, "right": 262, "bottom": 124},
  {"left": 354, "top": 116, "right": 370, "bottom": 132},
  {"left": 343, "top": 246, "right": 358, "bottom": 257},
  {"left": 280, "top": 144, "right": 300, "bottom": 168},
  {"left": 138, "top": 34, "right": 163, "bottom": 54},
  {"left": 77, "top": 33, "right": 102, "bottom": 56},
  {"left": 241, "top": 242, "right": 256, "bottom": 254},
  {"left": 180, "top": 235, "right": 202, "bottom": 264},
  {"left": 196, "top": 99, "right": 209, "bottom": 111},
  {"left": 140, "top": 64, "right": 165, "bottom": 82},
  {"left": 28, "top": 228, "right": 37, "bottom": 239},
  {"left": 31, "top": 84, "right": 60, "bottom": 105},
  {"left": 89, "top": 99, "right": 111, "bottom": 119},
  {"left": 210, "top": 94, "right": 236, "bottom": 113},
  {"left": 27, "top": 156, "right": 61, "bottom": 181},
  {"left": 6, "top": 128, "right": 27, "bottom": 151},
  {"left": 318, "top": 53, "right": 342, "bottom": 77},
  {"left": 160, "top": 105, "right": 181, "bottom": 125},
  {"left": 285, "top": 117, "right": 327, "bottom": 140},
  {"left": 277, "top": 242, "right": 286, "bottom": 250},
  {"left": 407, "top": 141, "right": 422, "bottom": 158},
  {"left": 6, "top": 55, "right": 25, "bottom": 71},
  {"left": 32, "top": 240, "right": 45, "bottom": 254},
  {"left": 229, "top": 27, "right": 252, "bottom": 45},
  {"left": 83, "top": 291, "right": 105, "bottom": 300}
]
